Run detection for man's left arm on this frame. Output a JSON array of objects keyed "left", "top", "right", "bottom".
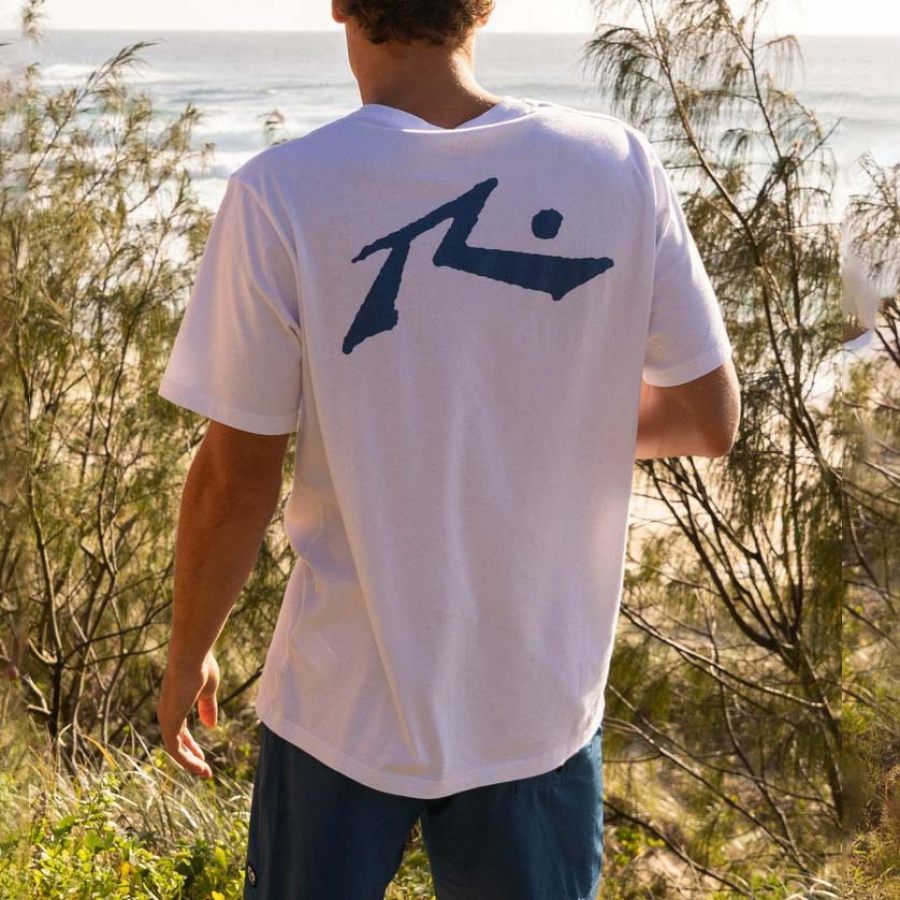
[{"left": 156, "top": 422, "right": 289, "bottom": 778}]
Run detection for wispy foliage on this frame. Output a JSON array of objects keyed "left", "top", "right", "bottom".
[
  {"left": 840, "top": 155, "right": 900, "bottom": 899},
  {"left": 582, "top": 1, "right": 842, "bottom": 893},
  {"left": 0, "top": 0, "right": 295, "bottom": 778}
]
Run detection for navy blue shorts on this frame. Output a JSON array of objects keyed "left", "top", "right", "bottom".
[{"left": 243, "top": 720, "right": 604, "bottom": 899}]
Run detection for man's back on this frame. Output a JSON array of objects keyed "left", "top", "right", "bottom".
[{"left": 158, "top": 94, "right": 734, "bottom": 798}]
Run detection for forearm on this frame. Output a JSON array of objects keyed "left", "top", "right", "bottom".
[
  {"left": 635, "top": 379, "right": 714, "bottom": 459},
  {"left": 166, "top": 458, "right": 280, "bottom": 670}
]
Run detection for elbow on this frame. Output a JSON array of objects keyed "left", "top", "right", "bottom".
[
  {"left": 702, "top": 431, "right": 737, "bottom": 458},
  {"left": 700, "top": 409, "right": 741, "bottom": 458},
  {"left": 701, "top": 376, "right": 742, "bottom": 458}
]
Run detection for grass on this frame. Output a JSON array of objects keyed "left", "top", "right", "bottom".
[
  {"left": 0, "top": 710, "right": 440, "bottom": 899},
  {"left": 1, "top": 707, "right": 847, "bottom": 898}
]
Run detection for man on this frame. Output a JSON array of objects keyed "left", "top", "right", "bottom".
[{"left": 155, "top": 0, "right": 741, "bottom": 897}]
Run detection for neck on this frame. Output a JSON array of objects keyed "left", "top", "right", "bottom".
[{"left": 351, "top": 35, "right": 503, "bottom": 129}]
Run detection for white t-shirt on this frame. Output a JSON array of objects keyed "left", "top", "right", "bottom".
[{"left": 159, "top": 94, "right": 733, "bottom": 798}]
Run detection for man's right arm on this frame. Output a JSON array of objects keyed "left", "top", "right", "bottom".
[{"left": 635, "top": 357, "right": 741, "bottom": 459}]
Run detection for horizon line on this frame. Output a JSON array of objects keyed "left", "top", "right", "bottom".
[{"left": 0, "top": 26, "right": 897, "bottom": 38}]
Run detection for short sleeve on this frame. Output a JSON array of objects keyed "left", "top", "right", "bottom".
[
  {"left": 158, "top": 175, "right": 303, "bottom": 434},
  {"left": 642, "top": 143, "right": 734, "bottom": 387}
]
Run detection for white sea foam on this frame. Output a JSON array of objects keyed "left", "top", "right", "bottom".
[
  {"left": 40, "top": 62, "right": 97, "bottom": 81},
  {"left": 41, "top": 61, "right": 183, "bottom": 84}
]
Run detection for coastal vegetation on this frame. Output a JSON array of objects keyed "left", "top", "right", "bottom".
[{"left": 2, "top": 0, "right": 895, "bottom": 896}]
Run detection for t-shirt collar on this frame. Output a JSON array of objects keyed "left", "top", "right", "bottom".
[{"left": 351, "top": 94, "right": 535, "bottom": 132}]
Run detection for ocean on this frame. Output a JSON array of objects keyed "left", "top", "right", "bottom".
[{"left": 1, "top": 29, "right": 897, "bottom": 216}]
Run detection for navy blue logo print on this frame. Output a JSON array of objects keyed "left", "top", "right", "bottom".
[{"left": 342, "top": 177, "right": 614, "bottom": 354}]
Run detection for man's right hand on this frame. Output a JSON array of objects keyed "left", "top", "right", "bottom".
[{"left": 156, "top": 650, "right": 221, "bottom": 778}]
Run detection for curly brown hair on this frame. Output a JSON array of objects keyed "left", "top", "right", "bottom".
[{"left": 343, "top": 0, "right": 495, "bottom": 47}]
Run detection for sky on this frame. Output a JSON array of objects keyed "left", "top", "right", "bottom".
[{"left": 0, "top": 0, "right": 897, "bottom": 36}]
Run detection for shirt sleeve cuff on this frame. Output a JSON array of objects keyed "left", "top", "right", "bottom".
[
  {"left": 643, "top": 339, "right": 734, "bottom": 387},
  {"left": 158, "top": 374, "right": 298, "bottom": 435}
]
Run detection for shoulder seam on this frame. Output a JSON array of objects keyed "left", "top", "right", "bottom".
[
  {"left": 227, "top": 173, "right": 296, "bottom": 263},
  {"left": 533, "top": 99, "right": 660, "bottom": 214},
  {"left": 226, "top": 173, "right": 306, "bottom": 335},
  {"left": 529, "top": 99, "right": 646, "bottom": 138}
]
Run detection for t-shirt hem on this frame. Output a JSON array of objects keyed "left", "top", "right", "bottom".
[
  {"left": 254, "top": 695, "right": 605, "bottom": 800},
  {"left": 643, "top": 339, "right": 734, "bottom": 387},
  {"left": 158, "top": 374, "right": 298, "bottom": 435}
]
